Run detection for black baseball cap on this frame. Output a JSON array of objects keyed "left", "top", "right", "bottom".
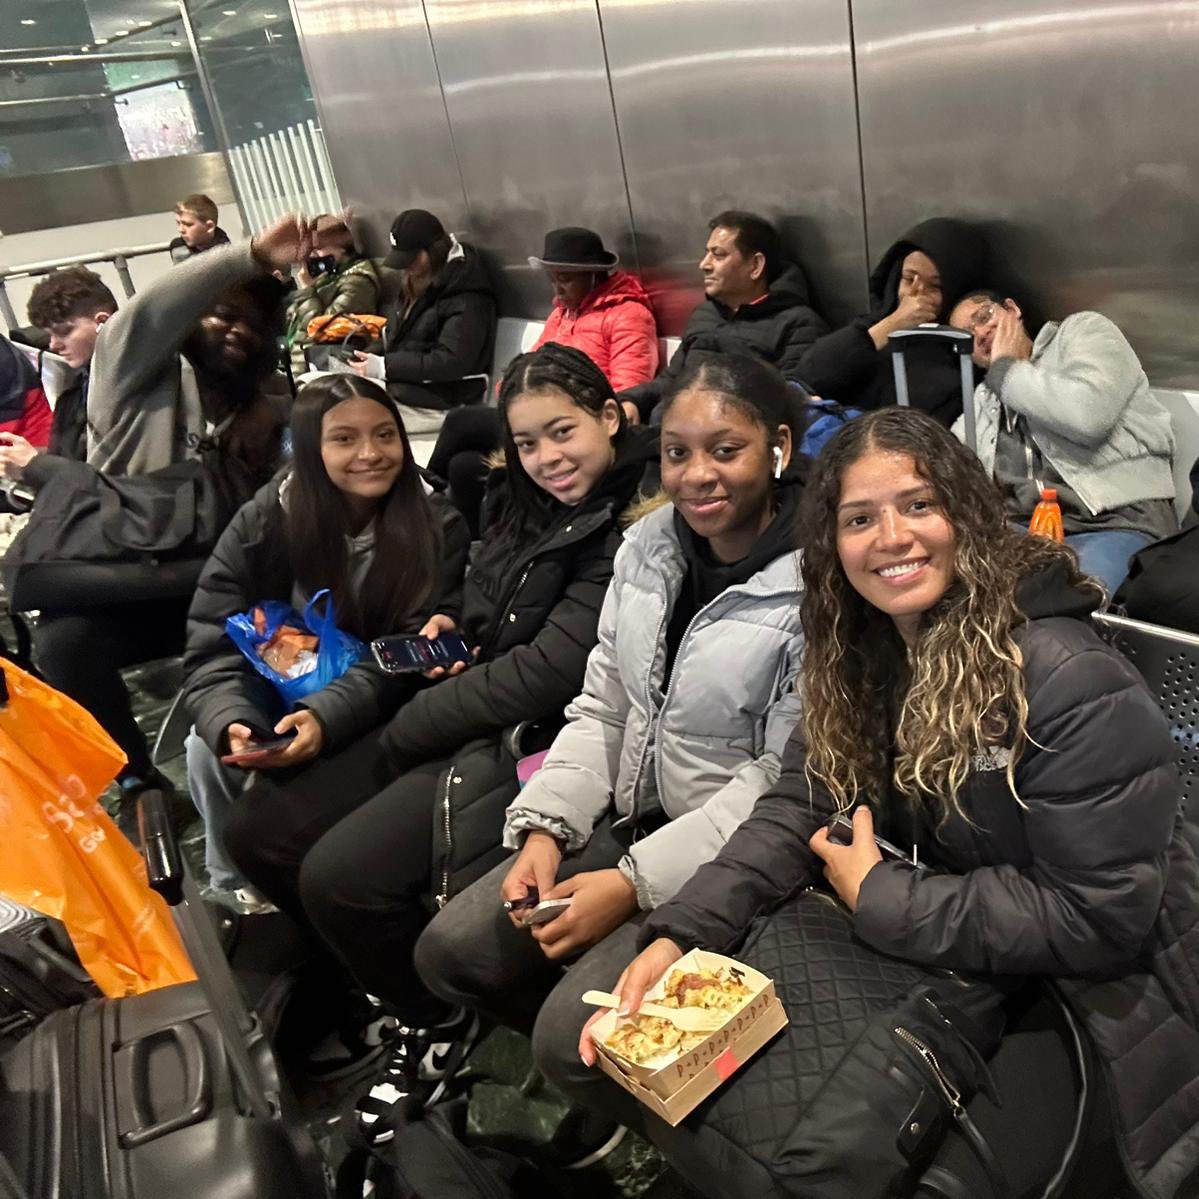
[{"left": 385, "top": 209, "right": 447, "bottom": 269}]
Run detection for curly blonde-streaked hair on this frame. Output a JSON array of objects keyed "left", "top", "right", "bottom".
[{"left": 799, "top": 408, "right": 1103, "bottom": 822}]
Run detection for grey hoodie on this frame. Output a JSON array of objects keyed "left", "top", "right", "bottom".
[{"left": 86, "top": 243, "right": 272, "bottom": 476}]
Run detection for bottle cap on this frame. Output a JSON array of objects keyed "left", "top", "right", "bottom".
[{"left": 1040, "top": 488, "right": 1058, "bottom": 501}]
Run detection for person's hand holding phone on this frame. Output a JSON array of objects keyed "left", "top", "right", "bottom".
[
  {"left": 577, "top": 936, "right": 683, "bottom": 1066},
  {"left": 530, "top": 868, "right": 639, "bottom": 961},
  {"left": 222, "top": 710, "right": 324, "bottom": 770},
  {"left": 500, "top": 831, "right": 562, "bottom": 928},
  {"left": 418, "top": 613, "right": 478, "bottom": 680},
  {"left": 0, "top": 433, "right": 39, "bottom": 480},
  {"left": 808, "top": 805, "right": 883, "bottom": 911},
  {"left": 348, "top": 351, "right": 385, "bottom": 381}
]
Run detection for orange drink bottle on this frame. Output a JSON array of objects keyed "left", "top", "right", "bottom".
[{"left": 1028, "top": 487, "right": 1064, "bottom": 542}]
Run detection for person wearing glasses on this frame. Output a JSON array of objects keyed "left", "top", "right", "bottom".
[{"left": 947, "top": 289, "right": 1176, "bottom": 592}]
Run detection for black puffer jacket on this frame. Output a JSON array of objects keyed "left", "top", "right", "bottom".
[
  {"left": 796, "top": 218, "right": 987, "bottom": 425},
  {"left": 384, "top": 242, "right": 496, "bottom": 407},
  {"left": 619, "top": 263, "right": 828, "bottom": 421},
  {"left": 381, "top": 427, "right": 658, "bottom": 902},
  {"left": 182, "top": 476, "right": 469, "bottom": 755},
  {"left": 646, "top": 563, "right": 1199, "bottom": 1199}
]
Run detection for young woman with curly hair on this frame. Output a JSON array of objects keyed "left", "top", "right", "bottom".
[{"left": 575, "top": 407, "right": 1199, "bottom": 1199}]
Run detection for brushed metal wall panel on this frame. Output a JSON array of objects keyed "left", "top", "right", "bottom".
[
  {"left": 422, "top": 0, "right": 635, "bottom": 318},
  {"left": 599, "top": 0, "right": 868, "bottom": 333},
  {"left": 853, "top": 0, "right": 1199, "bottom": 387},
  {"left": 289, "top": 0, "right": 467, "bottom": 255},
  {"left": 0, "top": 152, "right": 233, "bottom": 235}
]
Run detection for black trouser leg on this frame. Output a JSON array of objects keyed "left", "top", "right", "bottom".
[
  {"left": 33, "top": 598, "right": 189, "bottom": 779},
  {"left": 427, "top": 405, "right": 501, "bottom": 538},
  {"left": 224, "top": 728, "right": 396, "bottom": 923},
  {"left": 297, "top": 757, "right": 447, "bottom": 1025}
]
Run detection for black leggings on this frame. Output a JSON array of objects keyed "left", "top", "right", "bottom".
[
  {"left": 223, "top": 728, "right": 452, "bottom": 1026},
  {"left": 34, "top": 598, "right": 190, "bottom": 780},
  {"left": 427, "top": 406, "right": 502, "bottom": 539}
]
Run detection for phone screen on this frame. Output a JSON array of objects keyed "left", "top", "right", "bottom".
[
  {"left": 220, "top": 728, "right": 297, "bottom": 765},
  {"left": 371, "top": 632, "right": 472, "bottom": 674}
]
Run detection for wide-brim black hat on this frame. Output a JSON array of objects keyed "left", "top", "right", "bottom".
[{"left": 528, "top": 226, "right": 618, "bottom": 270}]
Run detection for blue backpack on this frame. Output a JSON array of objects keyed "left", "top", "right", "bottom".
[{"left": 789, "top": 383, "right": 863, "bottom": 458}]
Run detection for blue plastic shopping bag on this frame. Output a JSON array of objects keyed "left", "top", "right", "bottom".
[{"left": 224, "top": 588, "right": 366, "bottom": 704}]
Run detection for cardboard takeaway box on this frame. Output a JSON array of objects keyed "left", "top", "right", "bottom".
[{"left": 590, "top": 949, "right": 787, "bottom": 1126}]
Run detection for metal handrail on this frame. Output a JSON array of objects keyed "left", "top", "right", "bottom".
[{"left": 0, "top": 242, "right": 173, "bottom": 329}]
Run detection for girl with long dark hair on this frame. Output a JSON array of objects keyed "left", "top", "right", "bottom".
[
  {"left": 221, "top": 342, "right": 658, "bottom": 1105},
  {"left": 574, "top": 408, "right": 1199, "bottom": 1199},
  {"left": 183, "top": 374, "right": 468, "bottom": 905}
]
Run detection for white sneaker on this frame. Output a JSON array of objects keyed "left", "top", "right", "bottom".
[{"left": 232, "top": 887, "right": 278, "bottom": 916}]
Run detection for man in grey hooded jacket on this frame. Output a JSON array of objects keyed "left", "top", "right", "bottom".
[{"left": 949, "top": 290, "right": 1176, "bottom": 592}]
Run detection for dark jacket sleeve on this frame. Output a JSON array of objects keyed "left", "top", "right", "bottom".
[
  {"left": 380, "top": 528, "right": 621, "bottom": 763},
  {"left": 182, "top": 502, "right": 280, "bottom": 753},
  {"left": 619, "top": 339, "right": 688, "bottom": 422},
  {"left": 774, "top": 308, "right": 831, "bottom": 382},
  {"left": 794, "top": 319, "right": 880, "bottom": 398},
  {"left": 854, "top": 640, "right": 1180, "bottom": 977},
  {"left": 640, "top": 732, "right": 835, "bottom": 952},
  {"left": 385, "top": 292, "right": 496, "bottom": 384},
  {"left": 300, "top": 498, "right": 470, "bottom": 750}
]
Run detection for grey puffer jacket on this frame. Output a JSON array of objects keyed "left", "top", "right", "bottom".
[
  {"left": 505, "top": 500, "right": 806, "bottom": 909},
  {"left": 953, "top": 311, "right": 1175, "bottom": 515},
  {"left": 646, "top": 564, "right": 1199, "bottom": 1199}
]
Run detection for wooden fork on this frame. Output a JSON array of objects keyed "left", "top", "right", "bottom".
[{"left": 582, "top": 989, "right": 728, "bottom": 1033}]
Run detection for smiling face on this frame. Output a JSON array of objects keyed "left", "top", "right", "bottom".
[
  {"left": 661, "top": 386, "right": 790, "bottom": 563},
  {"left": 319, "top": 396, "right": 405, "bottom": 512},
  {"left": 835, "top": 448, "right": 957, "bottom": 645},
  {"left": 506, "top": 385, "right": 620, "bottom": 506},
  {"left": 949, "top": 295, "right": 1019, "bottom": 368},
  {"left": 191, "top": 292, "right": 270, "bottom": 377}
]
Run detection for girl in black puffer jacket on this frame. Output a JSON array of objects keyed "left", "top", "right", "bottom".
[
  {"left": 223, "top": 345, "right": 656, "bottom": 1103},
  {"left": 182, "top": 374, "right": 468, "bottom": 899},
  {"left": 580, "top": 409, "right": 1199, "bottom": 1199}
]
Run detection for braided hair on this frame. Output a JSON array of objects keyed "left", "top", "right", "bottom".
[{"left": 489, "top": 341, "right": 628, "bottom": 548}]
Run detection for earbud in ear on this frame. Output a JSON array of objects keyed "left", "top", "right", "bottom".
[{"left": 772, "top": 445, "right": 784, "bottom": 479}]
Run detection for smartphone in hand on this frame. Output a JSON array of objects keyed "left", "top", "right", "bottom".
[
  {"left": 220, "top": 725, "right": 298, "bottom": 766},
  {"left": 371, "top": 632, "right": 472, "bottom": 674}
]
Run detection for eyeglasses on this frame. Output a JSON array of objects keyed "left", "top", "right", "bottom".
[{"left": 961, "top": 301, "right": 1001, "bottom": 331}]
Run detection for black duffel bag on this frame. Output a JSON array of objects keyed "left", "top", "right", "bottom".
[
  {"left": 651, "top": 889, "right": 1095, "bottom": 1199},
  {"left": 2, "top": 457, "right": 224, "bottom": 610}
]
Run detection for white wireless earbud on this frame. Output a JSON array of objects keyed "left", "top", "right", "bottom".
[{"left": 772, "top": 445, "right": 784, "bottom": 479}]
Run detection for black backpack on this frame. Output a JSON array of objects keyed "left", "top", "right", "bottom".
[{"left": 335, "top": 1096, "right": 553, "bottom": 1199}]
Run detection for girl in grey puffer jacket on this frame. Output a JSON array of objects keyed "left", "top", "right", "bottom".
[{"left": 416, "top": 354, "right": 805, "bottom": 1064}]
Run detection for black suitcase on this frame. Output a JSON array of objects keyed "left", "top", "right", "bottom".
[
  {"left": 888, "top": 324, "right": 978, "bottom": 450},
  {"left": 0, "top": 897, "right": 96, "bottom": 1052},
  {"left": 0, "top": 795, "right": 329, "bottom": 1199}
]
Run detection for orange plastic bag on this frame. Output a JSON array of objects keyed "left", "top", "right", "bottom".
[{"left": 0, "top": 659, "right": 195, "bottom": 997}]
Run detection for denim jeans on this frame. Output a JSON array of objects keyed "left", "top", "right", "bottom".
[
  {"left": 1065, "top": 529, "right": 1153, "bottom": 594},
  {"left": 185, "top": 730, "right": 252, "bottom": 891}
]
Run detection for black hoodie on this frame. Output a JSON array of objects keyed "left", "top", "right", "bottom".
[
  {"left": 620, "top": 261, "right": 829, "bottom": 421},
  {"left": 796, "top": 218, "right": 989, "bottom": 425},
  {"left": 383, "top": 242, "right": 497, "bottom": 408}
]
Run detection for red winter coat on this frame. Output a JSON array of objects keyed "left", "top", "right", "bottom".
[
  {"left": 532, "top": 272, "right": 658, "bottom": 392},
  {"left": 0, "top": 338, "right": 52, "bottom": 448}
]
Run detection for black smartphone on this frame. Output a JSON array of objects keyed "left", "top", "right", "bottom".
[
  {"left": 306, "top": 254, "right": 337, "bottom": 278},
  {"left": 328, "top": 345, "right": 359, "bottom": 363},
  {"left": 371, "top": 632, "right": 472, "bottom": 674},
  {"left": 825, "top": 812, "right": 918, "bottom": 866},
  {"left": 220, "top": 726, "right": 298, "bottom": 765}
]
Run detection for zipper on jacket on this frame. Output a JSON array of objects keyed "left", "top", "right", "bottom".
[
  {"left": 436, "top": 767, "right": 457, "bottom": 908},
  {"left": 894, "top": 1025, "right": 963, "bottom": 1115},
  {"left": 649, "top": 583, "right": 802, "bottom": 809}
]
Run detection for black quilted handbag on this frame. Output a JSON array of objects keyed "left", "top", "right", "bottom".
[{"left": 675, "top": 888, "right": 1013, "bottom": 1199}]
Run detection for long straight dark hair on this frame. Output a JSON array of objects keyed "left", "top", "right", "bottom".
[
  {"left": 285, "top": 375, "right": 441, "bottom": 639},
  {"left": 489, "top": 341, "right": 627, "bottom": 549}
]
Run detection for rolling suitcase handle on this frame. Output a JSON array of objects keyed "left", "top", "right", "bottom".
[
  {"left": 888, "top": 325, "right": 977, "bottom": 453},
  {"left": 138, "top": 791, "right": 279, "bottom": 1121}
]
